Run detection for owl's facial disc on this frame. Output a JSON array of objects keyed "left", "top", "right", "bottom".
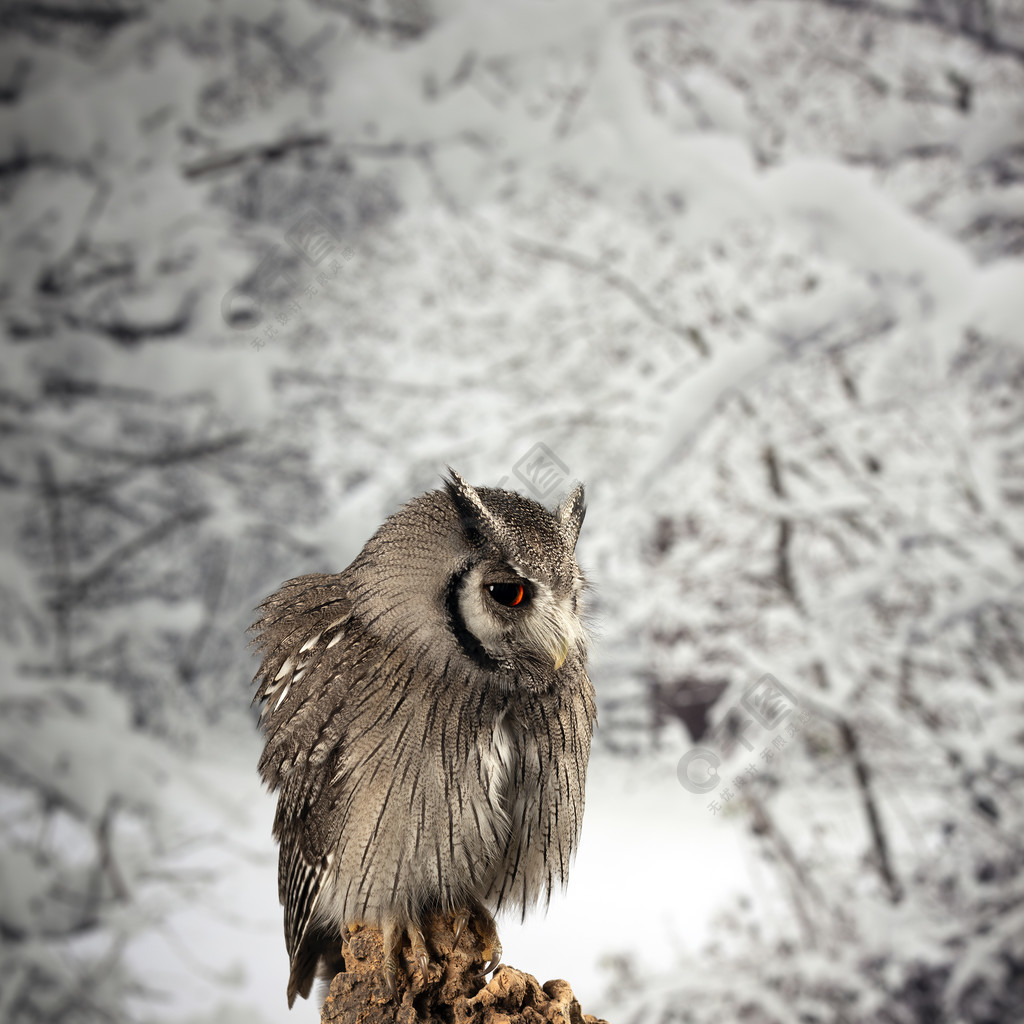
[{"left": 456, "top": 562, "right": 583, "bottom": 671}]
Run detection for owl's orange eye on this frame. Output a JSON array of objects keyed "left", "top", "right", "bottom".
[{"left": 487, "top": 582, "right": 526, "bottom": 607}]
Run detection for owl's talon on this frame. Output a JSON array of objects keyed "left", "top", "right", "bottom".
[
  {"left": 469, "top": 905, "right": 502, "bottom": 979},
  {"left": 385, "top": 965, "right": 399, "bottom": 1001},
  {"left": 408, "top": 924, "right": 431, "bottom": 983},
  {"left": 475, "top": 954, "right": 502, "bottom": 980},
  {"left": 452, "top": 911, "right": 470, "bottom": 945}
]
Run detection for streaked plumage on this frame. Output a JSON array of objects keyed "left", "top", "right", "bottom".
[{"left": 250, "top": 469, "right": 596, "bottom": 1005}]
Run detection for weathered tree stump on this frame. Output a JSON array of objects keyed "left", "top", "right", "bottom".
[{"left": 320, "top": 915, "right": 609, "bottom": 1024}]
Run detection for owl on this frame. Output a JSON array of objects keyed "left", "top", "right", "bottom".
[{"left": 250, "top": 468, "right": 596, "bottom": 1006}]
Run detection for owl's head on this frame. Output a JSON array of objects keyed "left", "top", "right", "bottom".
[{"left": 444, "top": 468, "right": 587, "bottom": 675}]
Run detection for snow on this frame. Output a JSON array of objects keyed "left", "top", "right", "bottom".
[
  {"left": 499, "top": 745, "right": 755, "bottom": 997},
  {"left": 970, "top": 259, "right": 1024, "bottom": 348},
  {"left": 120, "top": 731, "right": 287, "bottom": 1024},
  {"left": 3, "top": 0, "right": 1024, "bottom": 1021},
  {"left": 117, "top": 734, "right": 755, "bottom": 1020}
]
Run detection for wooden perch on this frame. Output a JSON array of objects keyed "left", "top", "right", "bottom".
[{"left": 320, "top": 915, "right": 608, "bottom": 1024}]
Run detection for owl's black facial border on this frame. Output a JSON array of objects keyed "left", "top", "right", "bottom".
[{"left": 445, "top": 568, "right": 503, "bottom": 672}]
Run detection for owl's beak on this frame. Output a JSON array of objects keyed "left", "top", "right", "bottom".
[
  {"left": 550, "top": 633, "right": 571, "bottom": 671},
  {"left": 535, "top": 599, "right": 582, "bottom": 672}
]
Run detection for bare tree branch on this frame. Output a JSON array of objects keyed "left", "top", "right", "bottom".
[
  {"left": 37, "top": 454, "right": 72, "bottom": 673},
  {"left": 181, "top": 132, "right": 329, "bottom": 180},
  {"left": 836, "top": 713, "right": 903, "bottom": 904},
  {"left": 509, "top": 235, "right": 711, "bottom": 358},
  {"left": 55, "top": 506, "right": 210, "bottom": 611}
]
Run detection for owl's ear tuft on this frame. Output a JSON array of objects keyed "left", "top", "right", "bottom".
[
  {"left": 444, "top": 468, "right": 506, "bottom": 549},
  {"left": 555, "top": 482, "right": 586, "bottom": 551}
]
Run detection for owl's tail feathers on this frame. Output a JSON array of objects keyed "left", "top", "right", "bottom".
[{"left": 287, "top": 925, "right": 345, "bottom": 1008}]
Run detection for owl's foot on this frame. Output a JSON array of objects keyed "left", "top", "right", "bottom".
[
  {"left": 449, "top": 905, "right": 502, "bottom": 977},
  {"left": 469, "top": 905, "right": 502, "bottom": 978},
  {"left": 380, "top": 920, "right": 443, "bottom": 999},
  {"left": 377, "top": 910, "right": 501, "bottom": 1000},
  {"left": 409, "top": 925, "right": 431, "bottom": 983},
  {"left": 381, "top": 921, "right": 402, "bottom": 1001}
]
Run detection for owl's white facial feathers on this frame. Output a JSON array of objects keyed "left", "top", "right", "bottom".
[
  {"left": 457, "top": 562, "right": 585, "bottom": 671},
  {"left": 442, "top": 470, "right": 588, "bottom": 673}
]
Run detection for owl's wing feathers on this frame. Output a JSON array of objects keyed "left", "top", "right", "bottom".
[
  {"left": 251, "top": 573, "right": 352, "bottom": 708},
  {"left": 250, "top": 572, "right": 377, "bottom": 1005},
  {"left": 274, "top": 750, "right": 351, "bottom": 1005},
  {"left": 251, "top": 573, "right": 359, "bottom": 778}
]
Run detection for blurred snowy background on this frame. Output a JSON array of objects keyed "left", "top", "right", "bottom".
[{"left": 2, "top": 0, "right": 1024, "bottom": 1021}]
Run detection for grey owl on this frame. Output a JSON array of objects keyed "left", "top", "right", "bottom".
[{"left": 250, "top": 469, "right": 596, "bottom": 1006}]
